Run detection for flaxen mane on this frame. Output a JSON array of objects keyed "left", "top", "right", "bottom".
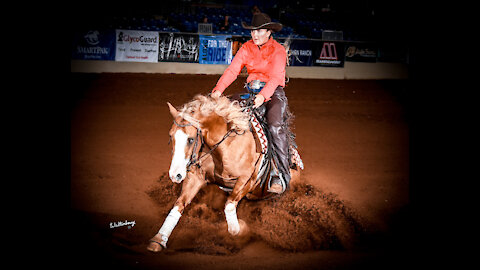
[{"left": 178, "top": 95, "right": 250, "bottom": 131}]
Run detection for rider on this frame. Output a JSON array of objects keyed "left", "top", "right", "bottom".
[{"left": 211, "top": 12, "right": 290, "bottom": 194}]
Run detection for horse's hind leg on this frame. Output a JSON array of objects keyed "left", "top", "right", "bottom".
[{"left": 147, "top": 171, "right": 206, "bottom": 252}]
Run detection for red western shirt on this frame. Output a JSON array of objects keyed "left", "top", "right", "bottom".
[{"left": 212, "top": 37, "right": 286, "bottom": 100}]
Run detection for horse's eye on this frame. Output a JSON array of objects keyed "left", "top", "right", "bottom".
[{"left": 188, "top": 138, "right": 195, "bottom": 145}]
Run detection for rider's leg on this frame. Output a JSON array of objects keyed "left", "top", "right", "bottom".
[{"left": 265, "top": 87, "right": 291, "bottom": 193}]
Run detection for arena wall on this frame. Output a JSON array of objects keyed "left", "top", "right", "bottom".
[{"left": 70, "top": 60, "right": 408, "bottom": 80}]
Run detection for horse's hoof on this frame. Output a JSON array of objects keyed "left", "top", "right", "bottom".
[
  {"left": 228, "top": 225, "right": 240, "bottom": 236},
  {"left": 147, "top": 241, "right": 163, "bottom": 252},
  {"left": 226, "top": 219, "right": 249, "bottom": 237},
  {"left": 147, "top": 235, "right": 164, "bottom": 252}
]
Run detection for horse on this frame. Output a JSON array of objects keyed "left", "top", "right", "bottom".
[{"left": 147, "top": 94, "right": 303, "bottom": 252}]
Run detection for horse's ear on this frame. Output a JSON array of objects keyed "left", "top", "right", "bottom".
[{"left": 167, "top": 102, "right": 178, "bottom": 118}]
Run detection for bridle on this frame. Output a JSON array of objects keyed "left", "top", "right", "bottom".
[
  {"left": 172, "top": 118, "right": 203, "bottom": 171},
  {"left": 172, "top": 118, "right": 241, "bottom": 172}
]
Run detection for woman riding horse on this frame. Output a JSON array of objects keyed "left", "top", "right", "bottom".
[
  {"left": 211, "top": 12, "right": 290, "bottom": 194},
  {"left": 147, "top": 13, "right": 298, "bottom": 253}
]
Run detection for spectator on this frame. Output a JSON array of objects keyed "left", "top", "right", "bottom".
[
  {"left": 218, "top": 15, "right": 230, "bottom": 31},
  {"left": 251, "top": 5, "right": 261, "bottom": 14}
]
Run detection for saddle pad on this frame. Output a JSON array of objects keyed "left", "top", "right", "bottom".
[{"left": 246, "top": 108, "right": 268, "bottom": 154}]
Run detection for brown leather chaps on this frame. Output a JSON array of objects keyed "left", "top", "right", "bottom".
[{"left": 265, "top": 86, "right": 291, "bottom": 185}]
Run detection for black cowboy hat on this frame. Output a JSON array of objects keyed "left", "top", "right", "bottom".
[{"left": 241, "top": 13, "right": 283, "bottom": 32}]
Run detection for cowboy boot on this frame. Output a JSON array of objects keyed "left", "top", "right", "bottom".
[
  {"left": 267, "top": 145, "right": 291, "bottom": 194},
  {"left": 268, "top": 176, "right": 284, "bottom": 194}
]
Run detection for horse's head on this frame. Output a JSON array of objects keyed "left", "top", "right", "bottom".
[{"left": 167, "top": 102, "right": 203, "bottom": 183}]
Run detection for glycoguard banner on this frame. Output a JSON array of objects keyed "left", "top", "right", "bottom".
[{"left": 115, "top": 30, "right": 159, "bottom": 62}]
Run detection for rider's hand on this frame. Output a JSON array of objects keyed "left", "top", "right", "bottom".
[
  {"left": 211, "top": 90, "right": 221, "bottom": 99},
  {"left": 253, "top": 94, "right": 265, "bottom": 109}
]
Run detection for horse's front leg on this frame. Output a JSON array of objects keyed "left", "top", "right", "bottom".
[
  {"left": 147, "top": 170, "right": 206, "bottom": 252},
  {"left": 224, "top": 175, "right": 254, "bottom": 236}
]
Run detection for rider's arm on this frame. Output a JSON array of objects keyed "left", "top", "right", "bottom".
[
  {"left": 212, "top": 45, "right": 247, "bottom": 95},
  {"left": 258, "top": 45, "right": 287, "bottom": 101}
]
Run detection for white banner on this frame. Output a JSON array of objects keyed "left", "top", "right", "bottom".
[{"left": 115, "top": 30, "right": 159, "bottom": 62}]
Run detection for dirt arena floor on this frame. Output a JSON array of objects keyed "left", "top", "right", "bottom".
[{"left": 69, "top": 73, "right": 412, "bottom": 269}]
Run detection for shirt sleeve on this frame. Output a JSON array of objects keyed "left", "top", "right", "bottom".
[
  {"left": 258, "top": 46, "right": 287, "bottom": 100},
  {"left": 212, "top": 45, "right": 247, "bottom": 94}
]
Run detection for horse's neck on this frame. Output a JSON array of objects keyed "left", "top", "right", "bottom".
[
  {"left": 201, "top": 114, "right": 229, "bottom": 146},
  {"left": 201, "top": 115, "right": 240, "bottom": 169}
]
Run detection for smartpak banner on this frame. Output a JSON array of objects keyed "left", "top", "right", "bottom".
[
  {"left": 199, "top": 35, "right": 233, "bottom": 65},
  {"left": 115, "top": 30, "right": 159, "bottom": 62},
  {"left": 71, "top": 30, "right": 115, "bottom": 60}
]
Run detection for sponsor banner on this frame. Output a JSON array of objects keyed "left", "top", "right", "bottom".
[
  {"left": 199, "top": 35, "right": 233, "bottom": 65},
  {"left": 313, "top": 41, "right": 345, "bottom": 67},
  {"left": 115, "top": 30, "right": 159, "bottom": 62},
  {"left": 71, "top": 29, "right": 115, "bottom": 60},
  {"left": 345, "top": 43, "right": 377, "bottom": 62},
  {"left": 158, "top": 33, "right": 199, "bottom": 62},
  {"left": 279, "top": 38, "right": 313, "bottom": 66}
]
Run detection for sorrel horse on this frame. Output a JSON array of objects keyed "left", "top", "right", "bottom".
[{"left": 147, "top": 94, "right": 302, "bottom": 252}]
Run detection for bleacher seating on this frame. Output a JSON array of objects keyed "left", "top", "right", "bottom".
[{"left": 98, "top": 4, "right": 375, "bottom": 41}]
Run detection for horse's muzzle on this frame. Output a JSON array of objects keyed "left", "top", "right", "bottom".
[{"left": 169, "top": 172, "right": 185, "bottom": 183}]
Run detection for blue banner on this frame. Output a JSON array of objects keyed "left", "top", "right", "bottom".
[
  {"left": 199, "top": 35, "right": 232, "bottom": 65},
  {"left": 71, "top": 29, "right": 115, "bottom": 60},
  {"left": 281, "top": 38, "right": 314, "bottom": 66}
]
